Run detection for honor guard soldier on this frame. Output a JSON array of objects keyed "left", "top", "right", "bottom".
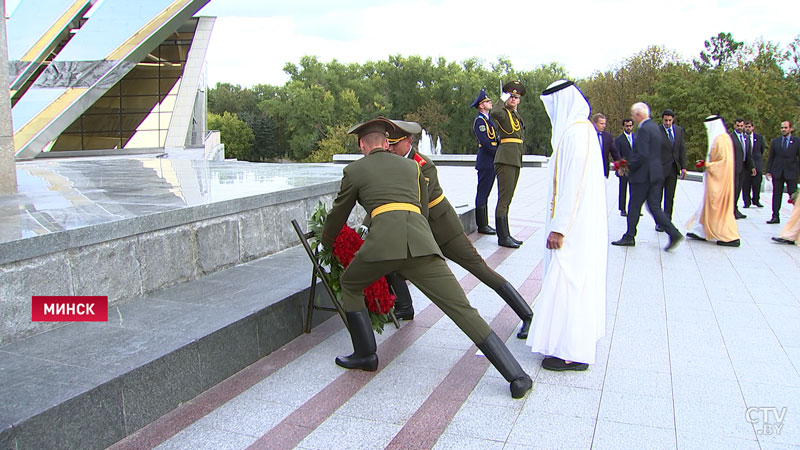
[
  {"left": 322, "top": 117, "right": 532, "bottom": 398},
  {"left": 491, "top": 80, "right": 526, "bottom": 248},
  {"left": 471, "top": 88, "right": 499, "bottom": 235},
  {"left": 383, "top": 119, "right": 533, "bottom": 338}
]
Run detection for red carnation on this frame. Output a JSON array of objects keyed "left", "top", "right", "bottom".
[{"left": 696, "top": 160, "right": 705, "bottom": 169}]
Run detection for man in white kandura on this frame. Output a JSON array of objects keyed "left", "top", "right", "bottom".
[{"left": 527, "top": 80, "right": 608, "bottom": 371}]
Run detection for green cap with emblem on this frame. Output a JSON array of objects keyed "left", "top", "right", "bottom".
[{"left": 347, "top": 116, "right": 396, "bottom": 139}]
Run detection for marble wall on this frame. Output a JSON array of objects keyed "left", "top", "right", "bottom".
[{"left": 0, "top": 190, "right": 346, "bottom": 345}]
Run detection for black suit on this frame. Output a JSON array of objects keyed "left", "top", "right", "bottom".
[
  {"left": 597, "top": 130, "right": 621, "bottom": 177},
  {"left": 730, "top": 131, "right": 755, "bottom": 213},
  {"left": 766, "top": 135, "right": 800, "bottom": 218},
  {"left": 614, "top": 132, "right": 634, "bottom": 212},
  {"left": 659, "top": 124, "right": 687, "bottom": 220},
  {"left": 622, "top": 119, "right": 680, "bottom": 240},
  {"left": 742, "top": 132, "right": 765, "bottom": 206}
]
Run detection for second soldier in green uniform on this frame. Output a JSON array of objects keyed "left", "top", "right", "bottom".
[
  {"left": 382, "top": 119, "right": 533, "bottom": 339},
  {"left": 322, "top": 117, "right": 532, "bottom": 398}
]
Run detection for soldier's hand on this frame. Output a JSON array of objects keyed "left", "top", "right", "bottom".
[{"left": 546, "top": 232, "right": 564, "bottom": 249}]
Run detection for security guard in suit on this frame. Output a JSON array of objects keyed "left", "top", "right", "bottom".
[
  {"left": 322, "top": 117, "right": 532, "bottom": 398},
  {"left": 382, "top": 119, "right": 533, "bottom": 339},
  {"left": 471, "top": 88, "right": 499, "bottom": 235},
  {"left": 491, "top": 80, "right": 526, "bottom": 248}
]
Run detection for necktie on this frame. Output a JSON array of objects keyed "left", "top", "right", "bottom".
[
  {"left": 628, "top": 133, "right": 632, "bottom": 148},
  {"left": 667, "top": 127, "right": 674, "bottom": 143},
  {"left": 598, "top": 132, "right": 603, "bottom": 149},
  {"left": 740, "top": 134, "right": 746, "bottom": 160},
  {"left": 785, "top": 137, "right": 789, "bottom": 149},
  {"left": 746, "top": 134, "right": 752, "bottom": 155}
]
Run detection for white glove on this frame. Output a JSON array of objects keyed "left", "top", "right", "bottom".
[{"left": 500, "top": 92, "right": 511, "bottom": 103}]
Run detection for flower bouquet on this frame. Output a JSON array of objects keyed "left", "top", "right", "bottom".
[
  {"left": 308, "top": 202, "right": 395, "bottom": 333},
  {"left": 695, "top": 160, "right": 705, "bottom": 170},
  {"left": 613, "top": 159, "right": 629, "bottom": 176}
]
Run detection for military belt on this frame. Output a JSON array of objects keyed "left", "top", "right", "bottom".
[
  {"left": 371, "top": 202, "right": 421, "bottom": 218},
  {"left": 500, "top": 138, "right": 523, "bottom": 144},
  {"left": 428, "top": 194, "right": 445, "bottom": 208}
]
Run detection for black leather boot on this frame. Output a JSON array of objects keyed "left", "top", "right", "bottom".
[
  {"left": 476, "top": 205, "right": 496, "bottom": 235},
  {"left": 496, "top": 216, "right": 520, "bottom": 248},
  {"left": 335, "top": 309, "right": 378, "bottom": 371},
  {"left": 386, "top": 272, "right": 414, "bottom": 320},
  {"left": 495, "top": 282, "right": 533, "bottom": 339},
  {"left": 508, "top": 218, "right": 523, "bottom": 245},
  {"left": 477, "top": 332, "right": 532, "bottom": 399}
]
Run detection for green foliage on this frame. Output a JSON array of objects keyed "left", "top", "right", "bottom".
[
  {"left": 582, "top": 33, "right": 800, "bottom": 172},
  {"left": 207, "top": 112, "right": 255, "bottom": 161},
  {"left": 207, "top": 32, "right": 800, "bottom": 165}
]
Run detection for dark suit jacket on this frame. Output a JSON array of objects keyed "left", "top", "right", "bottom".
[
  {"left": 597, "top": 130, "right": 620, "bottom": 177},
  {"left": 730, "top": 131, "right": 755, "bottom": 174},
  {"left": 766, "top": 135, "right": 800, "bottom": 180},
  {"left": 660, "top": 125, "right": 687, "bottom": 177},
  {"left": 749, "top": 133, "right": 765, "bottom": 172},
  {"left": 473, "top": 113, "right": 498, "bottom": 170},
  {"left": 614, "top": 132, "right": 633, "bottom": 178},
  {"left": 627, "top": 119, "right": 665, "bottom": 185}
]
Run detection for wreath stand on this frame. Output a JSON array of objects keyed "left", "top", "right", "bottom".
[{"left": 291, "top": 219, "right": 401, "bottom": 334}]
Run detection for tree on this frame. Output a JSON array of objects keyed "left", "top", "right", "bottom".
[
  {"left": 207, "top": 112, "right": 255, "bottom": 161},
  {"left": 694, "top": 32, "right": 744, "bottom": 70}
]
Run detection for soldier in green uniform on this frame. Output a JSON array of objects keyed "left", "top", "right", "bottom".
[
  {"left": 322, "top": 117, "right": 532, "bottom": 398},
  {"left": 382, "top": 119, "right": 533, "bottom": 339},
  {"left": 491, "top": 80, "right": 527, "bottom": 248}
]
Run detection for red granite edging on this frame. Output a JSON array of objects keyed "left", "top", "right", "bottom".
[
  {"left": 108, "top": 314, "right": 345, "bottom": 450},
  {"left": 386, "top": 259, "right": 543, "bottom": 449}
]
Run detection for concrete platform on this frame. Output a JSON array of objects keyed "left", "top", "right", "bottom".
[
  {"left": 111, "top": 167, "right": 798, "bottom": 450},
  {"left": 3, "top": 159, "right": 799, "bottom": 449}
]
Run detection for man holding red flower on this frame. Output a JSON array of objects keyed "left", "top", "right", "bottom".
[{"left": 321, "top": 117, "right": 532, "bottom": 399}]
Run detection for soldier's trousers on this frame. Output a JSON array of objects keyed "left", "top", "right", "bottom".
[
  {"left": 494, "top": 163, "right": 520, "bottom": 217},
  {"left": 475, "top": 166, "right": 496, "bottom": 207},
  {"left": 440, "top": 233, "right": 505, "bottom": 290},
  {"left": 340, "top": 254, "right": 491, "bottom": 343}
]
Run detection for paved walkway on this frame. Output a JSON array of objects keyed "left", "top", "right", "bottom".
[{"left": 111, "top": 166, "right": 800, "bottom": 450}]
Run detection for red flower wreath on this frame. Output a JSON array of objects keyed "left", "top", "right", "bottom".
[{"left": 332, "top": 225, "right": 395, "bottom": 316}]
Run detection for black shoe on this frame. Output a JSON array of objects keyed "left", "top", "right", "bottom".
[
  {"left": 772, "top": 237, "right": 795, "bottom": 245},
  {"left": 336, "top": 310, "right": 378, "bottom": 371},
  {"left": 620, "top": 210, "right": 627, "bottom": 217},
  {"left": 767, "top": 217, "right": 780, "bottom": 224},
  {"left": 386, "top": 273, "right": 414, "bottom": 320},
  {"left": 716, "top": 239, "right": 740, "bottom": 247},
  {"left": 475, "top": 205, "right": 496, "bottom": 235},
  {"left": 477, "top": 332, "right": 533, "bottom": 399},
  {"left": 665, "top": 233, "right": 684, "bottom": 251},
  {"left": 496, "top": 216, "right": 520, "bottom": 248},
  {"left": 686, "top": 232, "right": 705, "bottom": 241},
  {"left": 541, "top": 357, "right": 589, "bottom": 371},
  {"left": 494, "top": 282, "right": 533, "bottom": 339},
  {"left": 734, "top": 211, "right": 747, "bottom": 219},
  {"left": 743, "top": 204, "right": 750, "bottom": 208},
  {"left": 655, "top": 225, "right": 664, "bottom": 232},
  {"left": 477, "top": 225, "right": 496, "bottom": 235},
  {"left": 394, "top": 307, "right": 414, "bottom": 320},
  {"left": 611, "top": 237, "right": 635, "bottom": 246},
  {"left": 753, "top": 201, "right": 764, "bottom": 207}
]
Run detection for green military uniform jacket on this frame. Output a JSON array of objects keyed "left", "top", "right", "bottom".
[
  {"left": 490, "top": 102, "right": 525, "bottom": 168},
  {"left": 322, "top": 148, "right": 442, "bottom": 262},
  {"left": 409, "top": 149, "right": 464, "bottom": 245}
]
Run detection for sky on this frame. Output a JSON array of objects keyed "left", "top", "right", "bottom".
[
  {"left": 193, "top": 0, "right": 799, "bottom": 88},
  {"left": 5, "top": 0, "right": 800, "bottom": 88}
]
